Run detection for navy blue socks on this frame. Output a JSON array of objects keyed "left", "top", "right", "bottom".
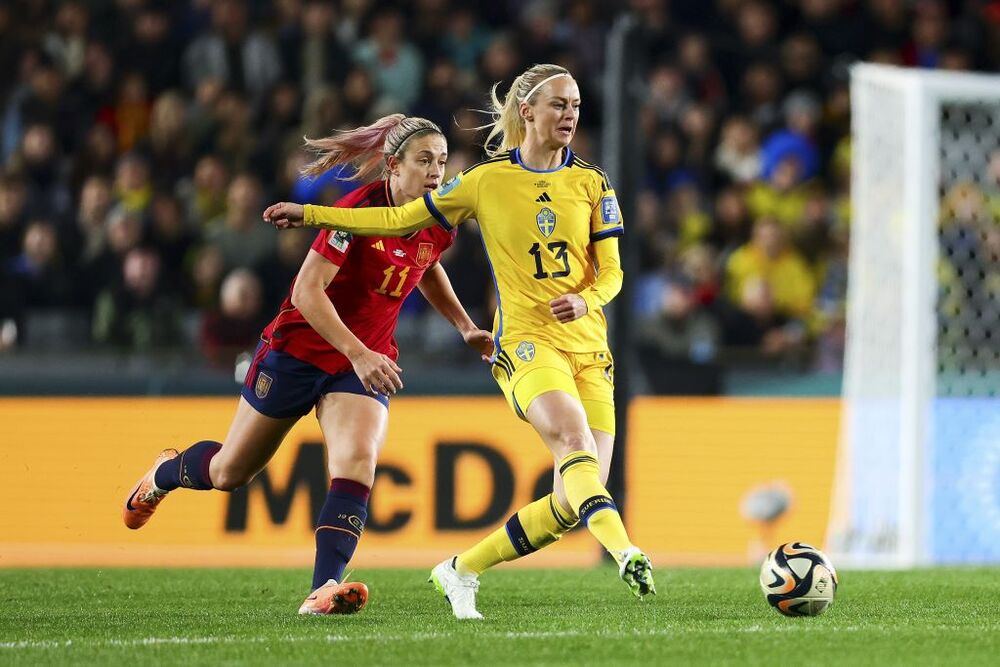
[
  {"left": 311, "top": 478, "right": 370, "bottom": 590},
  {"left": 153, "top": 440, "right": 222, "bottom": 491}
]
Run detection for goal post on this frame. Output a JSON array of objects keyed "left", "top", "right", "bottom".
[{"left": 831, "top": 64, "right": 1000, "bottom": 567}]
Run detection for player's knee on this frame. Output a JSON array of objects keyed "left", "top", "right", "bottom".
[
  {"left": 212, "top": 466, "right": 253, "bottom": 491},
  {"left": 552, "top": 429, "right": 596, "bottom": 459},
  {"left": 328, "top": 446, "right": 378, "bottom": 487}
]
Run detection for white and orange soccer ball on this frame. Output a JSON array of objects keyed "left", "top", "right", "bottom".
[{"left": 759, "top": 542, "right": 838, "bottom": 617}]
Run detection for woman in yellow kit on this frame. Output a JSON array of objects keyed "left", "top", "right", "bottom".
[{"left": 264, "top": 64, "right": 655, "bottom": 619}]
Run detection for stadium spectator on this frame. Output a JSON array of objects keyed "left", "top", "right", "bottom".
[
  {"left": 68, "top": 175, "right": 113, "bottom": 268},
  {"left": 725, "top": 217, "right": 816, "bottom": 321},
  {"left": 182, "top": 0, "right": 282, "bottom": 100},
  {"left": 199, "top": 267, "right": 267, "bottom": 367},
  {"left": 147, "top": 192, "right": 196, "bottom": 285},
  {"left": 113, "top": 152, "right": 154, "bottom": 216},
  {"left": 182, "top": 154, "right": 230, "bottom": 227},
  {"left": 119, "top": 4, "right": 183, "bottom": 97},
  {"left": 4, "top": 219, "right": 75, "bottom": 310},
  {"left": 278, "top": 1, "right": 350, "bottom": 90},
  {"left": 714, "top": 115, "right": 761, "bottom": 185},
  {"left": 92, "top": 246, "right": 182, "bottom": 351},
  {"left": 140, "top": 91, "right": 194, "bottom": 190},
  {"left": 205, "top": 173, "right": 277, "bottom": 271},
  {"left": 80, "top": 206, "right": 144, "bottom": 307},
  {"left": 353, "top": 8, "right": 424, "bottom": 109},
  {"left": 637, "top": 243, "right": 722, "bottom": 364},
  {"left": 187, "top": 244, "right": 226, "bottom": 310},
  {"left": 14, "top": 123, "right": 70, "bottom": 217},
  {"left": 257, "top": 228, "right": 312, "bottom": 315}
]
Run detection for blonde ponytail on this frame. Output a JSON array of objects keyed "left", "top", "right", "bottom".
[
  {"left": 301, "top": 114, "right": 443, "bottom": 180},
  {"left": 481, "top": 64, "right": 570, "bottom": 157}
]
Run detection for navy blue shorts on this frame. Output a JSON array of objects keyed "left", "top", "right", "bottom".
[{"left": 241, "top": 342, "right": 389, "bottom": 418}]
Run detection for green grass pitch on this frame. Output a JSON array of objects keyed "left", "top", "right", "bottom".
[{"left": 2, "top": 567, "right": 998, "bottom": 666}]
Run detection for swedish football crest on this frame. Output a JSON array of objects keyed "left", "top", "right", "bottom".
[
  {"left": 536, "top": 207, "right": 556, "bottom": 237},
  {"left": 255, "top": 372, "right": 273, "bottom": 399},
  {"left": 515, "top": 341, "right": 536, "bottom": 362},
  {"left": 416, "top": 242, "right": 434, "bottom": 267}
]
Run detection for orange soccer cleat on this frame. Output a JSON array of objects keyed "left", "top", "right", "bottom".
[
  {"left": 122, "top": 449, "right": 179, "bottom": 530},
  {"left": 298, "top": 580, "right": 369, "bottom": 615}
]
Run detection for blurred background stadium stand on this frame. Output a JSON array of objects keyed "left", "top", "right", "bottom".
[{"left": 0, "top": 0, "right": 996, "bottom": 398}]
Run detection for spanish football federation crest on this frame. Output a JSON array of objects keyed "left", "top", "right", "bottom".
[
  {"left": 415, "top": 242, "right": 434, "bottom": 267},
  {"left": 515, "top": 341, "right": 536, "bottom": 362},
  {"left": 536, "top": 207, "right": 556, "bottom": 237},
  {"left": 255, "top": 372, "right": 273, "bottom": 399}
]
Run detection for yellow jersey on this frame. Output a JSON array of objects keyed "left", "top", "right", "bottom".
[{"left": 303, "top": 148, "right": 625, "bottom": 354}]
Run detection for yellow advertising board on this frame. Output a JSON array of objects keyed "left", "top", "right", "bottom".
[
  {"left": 628, "top": 398, "right": 840, "bottom": 566},
  {"left": 0, "top": 397, "right": 839, "bottom": 568},
  {"left": 0, "top": 397, "right": 597, "bottom": 568}
]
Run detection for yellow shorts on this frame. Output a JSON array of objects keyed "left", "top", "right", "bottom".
[{"left": 491, "top": 340, "right": 616, "bottom": 435}]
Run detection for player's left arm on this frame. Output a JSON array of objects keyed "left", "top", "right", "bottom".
[
  {"left": 550, "top": 178, "right": 625, "bottom": 324},
  {"left": 417, "top": 263, "right": 494, "bottom": 361},
  {"left": 578, "top": 236, "right": 623, "bottom": 312},
  {"left": 550, "top": 237, "right": 623, "bottom": 323}
]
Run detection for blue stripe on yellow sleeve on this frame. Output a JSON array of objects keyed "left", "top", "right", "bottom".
[
  {"left": 591, "top": 227, "right": 624, "bottom": 241},
  {"left": 422, "top": 192, "right": 452, "bottom": 231}
]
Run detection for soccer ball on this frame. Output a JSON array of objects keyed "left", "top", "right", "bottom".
[{"left": 759, "top": 542, "right": 838, "bottom": 617}]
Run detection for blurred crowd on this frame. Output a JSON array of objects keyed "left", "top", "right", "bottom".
[{"left": 0, "top": 0, "right": 996, "bottom": 383}]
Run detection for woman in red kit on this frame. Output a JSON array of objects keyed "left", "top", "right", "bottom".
[{"left": 121, "top": 115, "right": 492, "bottom": 615}]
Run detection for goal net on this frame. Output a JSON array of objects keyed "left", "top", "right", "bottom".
[{"left": 830, "top": 64, "right": 1000, "bottom": 567}]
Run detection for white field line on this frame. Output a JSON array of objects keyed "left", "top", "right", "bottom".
[{"left": 3, "top": 624, "right": 996, "bottom": 651}]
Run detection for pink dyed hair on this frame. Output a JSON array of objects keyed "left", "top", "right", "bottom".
[{"left": 301, "top": 114, "right": 443, "bottom": 180}]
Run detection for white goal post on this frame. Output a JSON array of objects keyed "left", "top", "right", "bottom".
[{"left": 830, "top": 64, "right": 1000, "bottom": 568}]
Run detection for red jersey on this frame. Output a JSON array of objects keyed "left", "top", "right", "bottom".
[{"left": 260, "top": 180, "right": 456, "bottom": 375}]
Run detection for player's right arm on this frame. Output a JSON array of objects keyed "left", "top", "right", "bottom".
[
  {"left": 264, "top": 173, "right": 478, "bottom": 236},
  {"left": 291, "top": 249, "right": 403, "bottom": 395}
]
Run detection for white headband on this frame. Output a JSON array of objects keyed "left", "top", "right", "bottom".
[{"left": 521, "top": 73, "right": 570, "bottom": 103}]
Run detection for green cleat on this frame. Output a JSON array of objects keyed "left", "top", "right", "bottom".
[{"left": 619, "top": 547, "right": 657, "bottom": 598}]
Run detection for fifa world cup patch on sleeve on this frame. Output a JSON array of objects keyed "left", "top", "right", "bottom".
[
  {"left": 600, "top": 196, "right": 620, "bottom": 224},
  {"left": 328, "top": 230, "right": 352, "bottom": 252},
  {"left": 436, "top": 175, "right": 461, "bottom": 197}
]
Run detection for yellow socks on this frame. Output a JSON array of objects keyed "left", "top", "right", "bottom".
[
  {"left": 453, "top": 451, "right": 632, "bottom": 575},
  {"left": 558, "top": 451, "right": 632, "bottom": 558},
  {"left": 455, "top": 493, "right": 578, "bottom": 575}
]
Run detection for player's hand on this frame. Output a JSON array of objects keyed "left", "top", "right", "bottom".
[
  {"left": 348, "top": 347, "right": 403, "bottom": 396},
  {"left": 263, "top": 202, "right": 305, "bottom": 229},
  {"left": 462, "top": 327, "right": 495, "bottom": 362},
  {"left": 549, "top": 293, "right": 588, "bottom": 323}
]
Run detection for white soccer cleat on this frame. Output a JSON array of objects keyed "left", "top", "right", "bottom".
[
  {"left": 428, "top": 557, "right": 484, "bottom": 620},
  {"left": 619, "top": 546, "right": 657, "bottom": 599}
]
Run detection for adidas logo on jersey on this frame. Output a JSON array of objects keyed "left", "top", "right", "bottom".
[
  {"left": 371, "top": 240, "right": 385, "bottom": 251},
  {"left": 535, "top": 192, "right": 553, "bottom": 202}
]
